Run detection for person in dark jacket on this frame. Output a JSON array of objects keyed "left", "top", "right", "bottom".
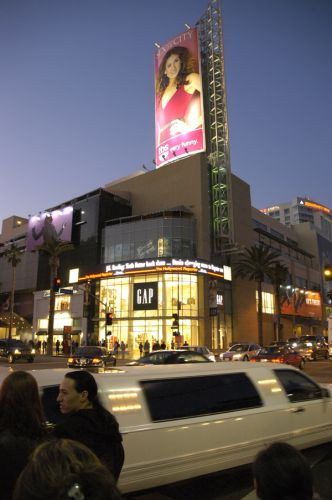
[
  {"left": 0, "top": 371, "right": 46, "bottom": 500},
  {"left": 54, "top": 370, "right": 124, "bottom": 481}
]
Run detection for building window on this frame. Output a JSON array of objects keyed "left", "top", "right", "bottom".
[{"left": 256, "top": 291, "right": 275, "bottom": 314}]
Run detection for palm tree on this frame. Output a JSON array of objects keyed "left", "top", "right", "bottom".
[
  {"left": 233, "top": 244, "right": 282, "bottom": 346},
  {"left": 268, "top": 262, "right": 289, "bottom": 341},
  {"left": 1, "top": 243, "right": 23, "bottom": 339},
  {"left": 38, "top": 241, "right": 73, "bottom": 355}
]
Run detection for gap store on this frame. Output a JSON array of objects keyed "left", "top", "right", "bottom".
[{"left": 79, "top": 258, "right": 232, "bottom": 354}]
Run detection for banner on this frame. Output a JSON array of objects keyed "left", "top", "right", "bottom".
[
  {"left": 154, "top": 27, "right": 205, "bottom": 167},
  {"left": 26, "top": 206, "right": 73, "bottom": 251}
]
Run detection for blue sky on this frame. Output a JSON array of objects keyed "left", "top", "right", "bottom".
[{"left": 0, "top": 0, "right": 331, "bottom": 225}]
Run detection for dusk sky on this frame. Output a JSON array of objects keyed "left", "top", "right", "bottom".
[{"left": 1, "top": 0, "right": 331, "bottom": 226}]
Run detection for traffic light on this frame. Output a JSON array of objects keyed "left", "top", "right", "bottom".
[
  {"left": 54, "top": 277, "right": 61, "bottom": 292},
  {"left": 172, "top": 313, "right": 179, "bottom": 328},
  {"left": 105, "top": 312, "right": 113, "bottom": 325},
  {"left": 324, "top": 266, "right": 332, "bottom": 281}
]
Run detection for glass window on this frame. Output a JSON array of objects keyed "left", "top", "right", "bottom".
[
  {"left": 274, "top": 370, "right": 323, "bottom": 403},
  {"left": 141, "top": 373, "right": 262, "bottom": 421}
]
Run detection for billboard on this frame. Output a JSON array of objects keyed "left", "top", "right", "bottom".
[
  {"left": 26, "top": 206, "right": 73, "bottom": 251},
  {"left": 155, "top": 27, "right": 205, "bottom": 167}
]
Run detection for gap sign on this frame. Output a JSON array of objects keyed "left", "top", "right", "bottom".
[{"left": 133, "top": 282, "right": 158, "bottom": 310}]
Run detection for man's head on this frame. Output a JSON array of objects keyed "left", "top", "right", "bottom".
[{"left": 57, "top": 371, "right": 97, "bottom": 414}]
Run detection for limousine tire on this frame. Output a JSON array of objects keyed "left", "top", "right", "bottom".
[{"left": 243, "top": 355, "right": 249, "bottom": 362}]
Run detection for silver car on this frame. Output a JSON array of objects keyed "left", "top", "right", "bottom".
[
  {"left": 220, "top": 343, "right": 261, "bottom": 362},
  {"left": 180, "top": 345, "right": 216, "bottom": 362}
]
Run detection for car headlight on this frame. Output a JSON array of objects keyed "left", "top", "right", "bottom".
[
  {"left": 31, "top": 348, "right": 35, "bottom": 354},
  {"left": 233, "top": 354, "right": 241, "bottom": 359},
  {"left": 14, "top": 349, "right": 20, "bottom": 354},
  {"left": 68, "top": 357, "right": 74, "bottom": 363},
  {"left": 92, "top": 358, "right": 102, "bottom": 364}
]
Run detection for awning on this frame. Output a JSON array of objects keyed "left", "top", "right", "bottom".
[
  {"left": 36, "top": 329, "right": 82, "bottom": 336},
  {"left": 0, "top": 312, "right": 32, "bottom": 330}
]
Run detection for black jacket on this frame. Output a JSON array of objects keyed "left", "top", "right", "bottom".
[
  {"left": 53, "top": 408, "right": 124, "bottom": 480},
  {"left": 0, "top": 429, "right": 37, "bottom": 500}
]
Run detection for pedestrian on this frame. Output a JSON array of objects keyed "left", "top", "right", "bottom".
[
  {"left": 144, "top": 339, "right": 150, "bottom": 356},
  {"left": 160, "top": 340, "right": 166, "bottom": 350},
  {"left": 171, "top": 340, "right": 175, "bottom": 349},
  {"left": 37, "top": 340, "right": 42, "bottom": 353},
  {"left": 113, "top": 341, "right": 119, "bottom": 356},
  {"left": 248, "top": 442, "right": 316, "bottom": 500},
  {"left": 54, "top": 370, "right": 124, "bottom": 482},
  {"left": 55, "top": 339, "right": 60, "bottom": 355},
  {"left": 42, "top": 339, "right": 47, "bottom": 354},
  {"left": 13, "top": 438, "right": 123, "bottom": 500},
  {"left": 183, "top": 340, "right": 189, "bottom": 347},
  {"left": 0, "top": 371, "right": 46, "bottom": 500},
  {"left": 139, "top": 342, "right": 143, "bottom": 357},
  {"left": 120, "top": 341, "right": 126, "bottom": 359}
]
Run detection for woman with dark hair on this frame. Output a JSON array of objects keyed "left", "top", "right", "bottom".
[
  {"left": 13, "top": 438, "right": 123, "bottom": 500},
  {"left": 54, "top": 370, "right": 124, "bottom": 481},
  {"left": 0, "top": 371, "right": 46, "bottom": 500},
  {"left": 156, "top": 45, "right": 202, "bottom": 145},
  {"left": 251, "top": 442, "right": 315, "bottom": 500}
]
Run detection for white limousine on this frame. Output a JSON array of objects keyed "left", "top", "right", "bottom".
[{"left": 1, "top": 363, "right": 332, "bottom": 494}]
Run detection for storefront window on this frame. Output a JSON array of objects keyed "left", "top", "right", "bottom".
[{"left": 99, "top": 273, "right": 201, "bottom": 353}]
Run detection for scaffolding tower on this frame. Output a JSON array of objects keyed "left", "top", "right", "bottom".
[{"left": 199, "top": 0, "right": 233, "bottom": 256}]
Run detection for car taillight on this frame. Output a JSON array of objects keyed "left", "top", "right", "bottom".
[
  {"left": 271, "top": 357, "right": 284, "bottom": 363},
  {"left": 250, "top": 358, "right": 257, "bottom": 362}
]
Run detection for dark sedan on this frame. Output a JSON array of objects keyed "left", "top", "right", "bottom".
[
  {"left": 67, "top": 346, "right": 116, "bottom": 369},
  {"left": 250, "top": 345, "right": 305, "bottom": 370},
  {"left": 126, "top": 349, "right": 212, "bottom": 366},
  {"left": 0, "top": 339, "right": 35, "bottom": 364}
]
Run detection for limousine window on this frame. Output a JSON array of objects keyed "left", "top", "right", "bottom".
[
  {"left": 141, "top": 373, "right": 262, "bottom": 421},
  {"left": 274, "top": 370, "right": 323, "bottom": 403},
  {"left": 41, "top": 385, "right": 65, "bottom": 425}
]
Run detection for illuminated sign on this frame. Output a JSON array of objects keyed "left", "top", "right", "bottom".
[
  {"left": 27, "top": 206, "right": 73, "bottom": 251},
  {"left": 77, "top": 259, "right": 230, "bottom": 282},
  {"left": 302, "top": 200, "right": 331, "bottom": 214},
  {"left": 154, "top": 27, "right": 205, "bottom": 167},
  {"left": 133, "top": 282, "right": 158, "bottom": 310}
]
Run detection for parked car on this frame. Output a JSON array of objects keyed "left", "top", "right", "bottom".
[
  {"left": 126, "top": 350, "right": 212, "bottom": 366},
  {"left": 180, "top": 345, "right": 216, "bottom": 362},
  {"left": 67, "top": 346, "right": 116, "bottom": 368},
  {"left": 7, "top": 362, "right": 332, "bottom": 494},
  {"left": 269, "top": 341, "right": 289, "bottom": 348},
  {"left": 296, "top": 341, "right": 329, "bottom": 361},
  {"left": 288, "top": 337, "right": 301, "bottom": 348},
  {"left": 0, "top": 339, "right": 35, "bottom": 364},
  {"left": 250, "top": 345, "right": 305, "bottom": 370},
  {"left": 220, "top": 343, "right": 261, "bottom": 361}
]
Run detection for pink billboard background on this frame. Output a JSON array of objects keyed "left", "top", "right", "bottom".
[
  {"left": 155, "top": 27, "right": 205, "bottom": 168},
  {"left": 26, "top": 206, "right": 73, "bottom": 251}
]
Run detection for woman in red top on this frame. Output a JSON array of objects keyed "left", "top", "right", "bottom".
[{"left": 156, "top": 46, "right": 202, "bottom": 146}]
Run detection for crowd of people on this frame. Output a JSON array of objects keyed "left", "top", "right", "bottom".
[{"left": 0, "top": 370, "right": 124, "bottom": 499}]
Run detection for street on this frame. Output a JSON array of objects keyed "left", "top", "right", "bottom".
[{"left": 4, "top": 356, "right": 332, "bottom": 499}]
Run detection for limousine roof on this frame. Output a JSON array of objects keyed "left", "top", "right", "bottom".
[{"left": 0, "top": 361, "right": 298, "bottom": 387}]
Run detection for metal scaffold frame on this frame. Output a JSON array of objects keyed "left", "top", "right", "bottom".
[{"left": 199, "top": 0, "right": 233, "bottom": 255}]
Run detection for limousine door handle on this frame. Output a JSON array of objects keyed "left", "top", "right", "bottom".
[{"left": 291, "top": 407, "right": 305, "bottom": 413}]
